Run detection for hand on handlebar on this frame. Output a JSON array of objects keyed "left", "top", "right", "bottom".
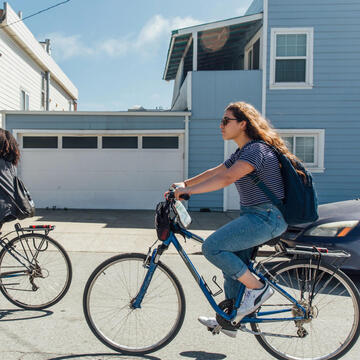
[
  {"left": 174, "top": 187, "right": 190, "bottom": 201},
  {"left": 165, "top": 182, "right": 191, "bottom": 201},
  {"left": 170, "top": 182, "right": 186, "bottom": 190}
]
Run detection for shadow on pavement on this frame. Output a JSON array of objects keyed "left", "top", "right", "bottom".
[
  {"left": 30, "top": 209, "right": 239, "bottom": 231},
  {"left": 0, "top": 308, "right": 52, "bottom": 322},
  {"left": 49, "top": 354, "right": 160, "bottom": 360},
  {"left": 180, "top": 351, "right": 226, "bottom": 359}
]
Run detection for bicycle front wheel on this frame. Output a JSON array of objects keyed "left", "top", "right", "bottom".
[
  {"left": 83, "top": 253, "right": 186, "bottom": 355},
  {"left": 251, "top": 259, "right": 360, "bottom": 360}
]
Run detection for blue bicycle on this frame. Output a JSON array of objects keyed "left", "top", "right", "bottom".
[{"left": 83, "top": 191, "right": 360, "bottom": 360}]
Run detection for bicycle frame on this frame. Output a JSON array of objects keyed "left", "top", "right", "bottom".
[{"left": 134, "top": 225, "right": 308, "bottom": 325}]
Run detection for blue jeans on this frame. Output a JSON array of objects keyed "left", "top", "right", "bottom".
[{"left": 202, "top": 202, "right": 287, "bottom": 300}]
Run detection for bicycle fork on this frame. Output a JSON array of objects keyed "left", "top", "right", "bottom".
[{"left": 131, "top": 245, "right": 165, "bottom": 309}]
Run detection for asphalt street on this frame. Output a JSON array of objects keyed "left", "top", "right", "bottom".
[{"left": 0, "top": 209, "right": 359, "bottom": 360}]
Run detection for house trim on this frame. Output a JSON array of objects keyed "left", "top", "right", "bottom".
[
  {"left": 244, "top": 28, "right": 262, "bottom": 70},
  {"left": 261, "top": 0, "right": 268, "bottom": 117},
  {"left": 175, "top": 13, "right": 263, "bottom": 36}
]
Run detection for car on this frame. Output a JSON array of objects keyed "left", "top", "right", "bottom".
[{"left": 280, "top": 199, "right": 360, "bottom": 272}]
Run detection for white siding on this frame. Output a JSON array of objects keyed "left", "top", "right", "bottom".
[
  {"left": 0, "top": 29, "right": 43, "bottom": 110},
  {"left": 49, "top": 79, "right": 72, "bottom": 111},
  {"left": 2, "top": 3, "right": 78, "bottom": 99}
]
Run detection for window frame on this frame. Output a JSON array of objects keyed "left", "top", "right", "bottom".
[
  {"left": 41, "top": 73, "right": 46, "bottom": 110},
  {"left": 270, "top": 28, "right": 314, "bottom": 90},
  {"left": 277, "top": 129, "right": 325, "bottom": 173},
  {"left": 20, "top": 89, "right": 30, "bottom": 110},
  {"left": 16, "top": 131, "right": 183, "bottom": 152},
  {"left": 244, "top": 28, "right": 262, "bottom": 70}
]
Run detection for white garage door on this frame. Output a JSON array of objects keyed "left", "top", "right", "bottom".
[{"left": 18, "top": 132, "right": 184, "bottom": 210}]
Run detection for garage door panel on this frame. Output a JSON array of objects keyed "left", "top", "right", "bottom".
[
  {"left": 21, "top": 151, "right": 182, "bottom": 172},
  {"left": 32, "top": 190, "right": 165, "bottom": 210},
  {"left": 23, "top": 169, "right": 183, "bottom": 192},
  {"left": 19, "top": 134, "right": 184, "bottom": 209}
]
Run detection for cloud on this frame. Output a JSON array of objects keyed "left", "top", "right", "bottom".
[
  {"left": 135, "top": 14, "right": 169, "bottom": 48},
  {"left": 101, "top": 15, "right": 201, "bottom": 57},
  {"left": 43, "top": 32, "right": 94, "bottom": 60},
  {"left": 100, "top": 37, "right": 130, "bottom": 57},
  {"left": 44, "top": 15, "right": 202, "bottom": 60}
]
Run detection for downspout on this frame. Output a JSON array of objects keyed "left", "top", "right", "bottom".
[
  {"left": 261, "top": 0, "right": 268, "bottom": 117},
  {"left": 184, "top": 114, "right": 189, "bottom": 182},
  {"left": 45, "top": 71, "right": 50, "bottom": 111},
  {"left": 44, "top": 39, "right": 51, "bottom": 111}
]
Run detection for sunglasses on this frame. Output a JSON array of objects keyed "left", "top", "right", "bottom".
[{"left": 220, "top": 116, "right": 239, "bottom": 126}]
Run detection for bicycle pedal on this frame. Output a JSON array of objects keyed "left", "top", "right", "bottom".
[{"left": 211, "top": 324, "right": 221, "bottom": 335}]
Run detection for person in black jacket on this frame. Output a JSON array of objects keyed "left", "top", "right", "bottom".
[{"left": 0, "top": 129, "right": 20, "bottom": 229}]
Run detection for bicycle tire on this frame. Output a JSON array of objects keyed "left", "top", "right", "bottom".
[
  {"left": 83, "top": 253, "right": 186, "bottom": 355},
  {"left": 251, "top": 259, "right": 360, "bottom": 360},
  {"left": 0, "top": 233, "right": 72, "bottom": 309}
]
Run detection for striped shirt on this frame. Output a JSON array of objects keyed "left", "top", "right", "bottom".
[{"left": 224, "top": 141, "right": 284, "bottom": 206}]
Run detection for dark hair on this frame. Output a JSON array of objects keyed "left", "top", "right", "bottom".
[{"left": 0, "top": 129, "right": 20, "bottom": 165}]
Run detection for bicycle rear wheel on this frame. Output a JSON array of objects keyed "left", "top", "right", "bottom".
[
  {"left": 0, "top": 233, "right": 72, "bottom": 309},
  {"left": 83, "top": 253, "right": 186, "bottom": 355},
  {"left": 251, "top": 259, "right": 360, "bottom": 360}
]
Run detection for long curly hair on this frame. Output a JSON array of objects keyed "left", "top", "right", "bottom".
[
  {"left": 0, "top": 129, "right": 20, "bottom": 166},
  {"left": 226, "top": 101, "right": 305, "bottom": 177}
]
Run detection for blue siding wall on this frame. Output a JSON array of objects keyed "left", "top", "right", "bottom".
[
  {"left": 4, "top": 113, "right": 186, "bottom": 133},
  {"left": 189, "top": 70, "right": 262, "bottom": 210},
  {"left": 266, "top": 0, "right": 360, "bottom": 203}
]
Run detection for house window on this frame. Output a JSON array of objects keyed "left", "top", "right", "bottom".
[
  {"left": 102, "top": 136, "right": 138, "bottom": 149},
  {"left": 278, "top": 129, "right": 325, "bottom": 172},
  {"left": 270, "top": 28, "right": 313, "bottom": 89},
  {"left": 23, "top": 136, "right": 58, "bottom": 149},
  {"left": 62, "top": 136, "right": 97, "bottom": 149},
  {"left": 20, "top": 90, "right": 29, "bottom": 110},
  {"left": 142, "top": 136, "right": 179, "bottom": 149}
]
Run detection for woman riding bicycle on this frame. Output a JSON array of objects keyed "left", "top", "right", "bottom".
[
  {"left": 174, "top": 101, "right": 301, "bottom": 337},
  {"left": 0, "top": 129, "right": 20, "bottom": 230}
]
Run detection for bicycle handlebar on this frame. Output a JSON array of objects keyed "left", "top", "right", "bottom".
[{"left": 166, "top": 189, "right": 191, "bottom": 201}]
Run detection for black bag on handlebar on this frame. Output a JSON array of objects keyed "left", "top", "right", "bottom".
[{"left": 155, "top": 201, "right": 171, "bottom": 241}]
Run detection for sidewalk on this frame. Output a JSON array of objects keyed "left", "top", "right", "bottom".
[{"left": 1, "top": 209, "right": 274, "bottom": 255}]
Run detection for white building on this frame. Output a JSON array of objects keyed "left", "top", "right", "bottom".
[{"left": 0, "top": 2, "right": 78, "bottom": 125}]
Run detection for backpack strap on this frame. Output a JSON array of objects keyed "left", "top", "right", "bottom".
[{"left": 247, "top": 172, "right": 283, "bottom": 207}]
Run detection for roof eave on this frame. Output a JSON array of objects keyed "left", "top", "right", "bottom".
[{"left": 163, "top": 12, "right": 263, "bottom": 81}]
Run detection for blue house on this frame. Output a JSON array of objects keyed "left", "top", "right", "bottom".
[
  {"left": 163, "top": 0, "right": 360, "bottom": 211},
  {"left": 2, "top": 0, "right": 359, "bottom": 212}
]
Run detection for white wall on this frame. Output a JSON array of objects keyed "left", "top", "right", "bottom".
[
  {"left": 49, "top": 79, "right": 72, "bottom": 111},
  {"left": 0, "top": 3, "right": 77, "bottom": 113}
]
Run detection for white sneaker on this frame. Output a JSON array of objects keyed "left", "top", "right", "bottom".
[
  {"left": 198, "top": 316, "right": 237, "bottom": 338},
  {"left": 231, "top": 284, "right": 274, "bottom": 325}
]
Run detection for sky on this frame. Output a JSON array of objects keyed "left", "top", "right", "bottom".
[{"left": 6, "top": 0, "right": 254, "bottom": 111}]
